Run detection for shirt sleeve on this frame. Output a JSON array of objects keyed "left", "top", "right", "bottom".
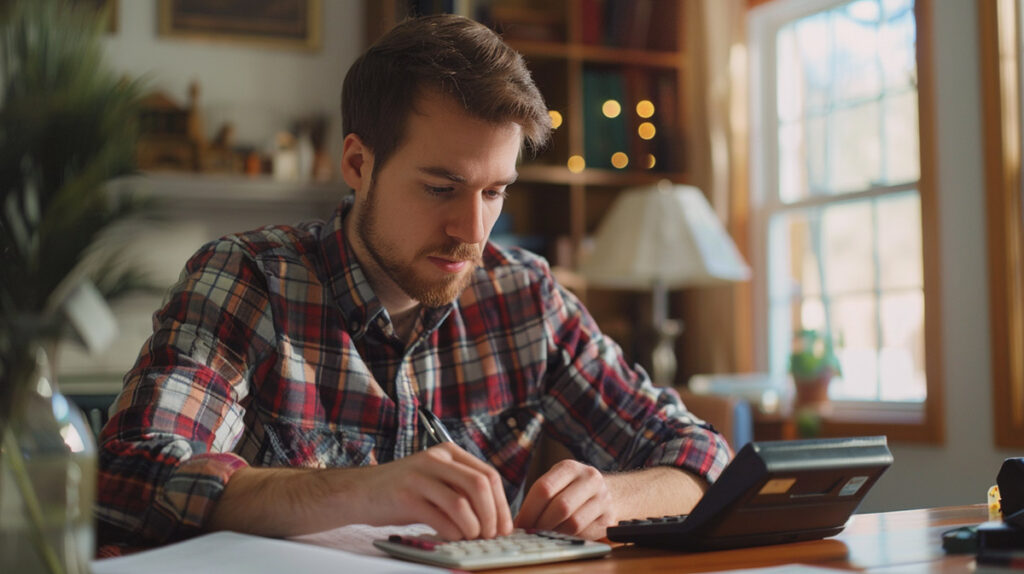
[
  {"left": 96, "top": 239, "right": 276, "bottom": 547},
  {"left": 535, "top": 261, "right": 732, "bottom": 483}
]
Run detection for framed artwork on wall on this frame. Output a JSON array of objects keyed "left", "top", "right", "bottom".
[{"left": 158, "top": 0, "right": 321, "bottom": 51}]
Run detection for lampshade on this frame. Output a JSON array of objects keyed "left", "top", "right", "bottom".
[{"left": 580, "top": 181, "right": 751, "bottom": 289}]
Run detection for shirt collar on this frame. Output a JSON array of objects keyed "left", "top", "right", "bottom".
[{"left": 319, "top": 196, "right": 456, "bottom": 342}]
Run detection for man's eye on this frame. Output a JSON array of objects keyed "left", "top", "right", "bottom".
[
  {"left": 485, "top": 189, "right": 508, "bottom": 200},
  {"left": 426, "top": 185, "right": 454, "bottom": 195}
]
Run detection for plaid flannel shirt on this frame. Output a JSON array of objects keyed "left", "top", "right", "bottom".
[{"left": 96, "top": 200, "right": 731, "bottom": 548}]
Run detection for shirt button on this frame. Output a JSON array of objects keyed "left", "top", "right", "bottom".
[
  {"left": 350, "top": 320, "right": 361, "bottom": 332},
  {"left": 506, "top": 417, "right": 517, "bottom": 429}
]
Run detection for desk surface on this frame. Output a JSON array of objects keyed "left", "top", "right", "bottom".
[{"left": 489, "top": 505, "right": 987, "bottom": 573}]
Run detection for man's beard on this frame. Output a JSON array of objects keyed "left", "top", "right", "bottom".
[{"left": 354, "top": 181, "right": 482, "bottom": 308}]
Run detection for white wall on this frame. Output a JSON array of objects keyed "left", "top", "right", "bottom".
[
  {"left": 857, "top": 0, "right": 1020, "bottom": 513},
  {"left": 101, "top": 0, "right": 364, "bottom": 161},
  {"left": 57, "top": 2, "right": 364, "bottom": 383}
]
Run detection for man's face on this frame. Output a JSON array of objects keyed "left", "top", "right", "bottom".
[{"left": 346, "top": 91, "right": 522, "bottom": 308}]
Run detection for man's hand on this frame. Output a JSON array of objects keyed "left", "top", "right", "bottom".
[
  {"left": 208, "top": 442, "right": 513, "bottom": 541},
  {"left": 514, "top": 462, "right": 709, "bottom": 540},
  {"left": 514, "top": 460, "right": 615, "bottom": 540},
  {"left": 359, "top": 442, "right": 513, "bottom": 540}
]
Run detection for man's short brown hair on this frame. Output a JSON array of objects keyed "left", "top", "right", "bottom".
[{"left": 342, "top": 14, "right": 551, "bottom": 178}]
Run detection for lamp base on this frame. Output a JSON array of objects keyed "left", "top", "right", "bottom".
[{"left": 651, "top": 319, "right": 682, "bottom": 387}]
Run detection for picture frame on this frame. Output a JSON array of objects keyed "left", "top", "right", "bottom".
[{"left": 158, "top": 0, "right": 321, "bottom": 52}]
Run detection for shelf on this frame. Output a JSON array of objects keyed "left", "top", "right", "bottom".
[
  {"left": 507, "top": 39, "right": 686, "bottom": 69},
  {"left": 111, "top": 172, "right": 345, "bottom": 205},
  {"left": 518, "top": 164, "right": 691, "bottom": 187}
]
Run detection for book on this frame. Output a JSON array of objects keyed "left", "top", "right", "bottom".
[{"left": 582, "top": 68, "right": 629, "bottom": 170}]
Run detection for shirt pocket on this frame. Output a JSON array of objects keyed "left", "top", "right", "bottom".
[
  {"left": 441, "top": 406, "right": 542, "bottom": 500},
  {"left": 257, "top": 420, "right": 380, "bottom": 468}
]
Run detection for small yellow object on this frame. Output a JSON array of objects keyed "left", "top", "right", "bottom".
[
  {"left": 548, "top": 110, "right": 563, "bottom": 129},
  {"left": 636, "top": 100, "right": 655, "bottom": 118},
  {"left": 602, "top": 99, "right": 621, "bottom": 118},
  {"left": 610, "top": 152, "right": 628, "bottom": 169},
  {"left": 638, "top": 122, "right": 656, "bottom": 140},
  {"left": 988, "top": 484, "right": 1002, "bottom": 521},
  {"left": 567, "top": 155, "right": 586, "bottom": 173}
]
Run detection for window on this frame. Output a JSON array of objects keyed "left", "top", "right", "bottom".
[{"left": 750, "top": 0, "right": 942, "bottom": 441}]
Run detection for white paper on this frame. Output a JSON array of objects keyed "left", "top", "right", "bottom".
[
  {"left": 90, "top": 531, "right": 443, "bottom": 574},
  {"left": 292, "top": 523, "right": 437, "bottom": 557}
]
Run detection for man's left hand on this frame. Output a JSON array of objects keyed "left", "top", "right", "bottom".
[
  {"left": 513, "top": 459, "right": 615, "bottom": 540},
  {"left": 514, "top": 462, "right": 709, "bottom": 540}
]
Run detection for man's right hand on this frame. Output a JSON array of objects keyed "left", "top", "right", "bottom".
[
  {"left": 207, "top": 442, "right": 513, "bottom": 541},
  {"left": 352, "top": 442, "right": 513, "bottom": 540}
]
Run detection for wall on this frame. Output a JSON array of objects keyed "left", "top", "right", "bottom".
[
  {"left": 101, "top": 0, "right": 364, "bottom": 162},
  {"left": 857, "top": 0, "right": 1019, "bottom": 513},
  {"left": 56, "top": 2, "right": 364, "bottom": 382}
]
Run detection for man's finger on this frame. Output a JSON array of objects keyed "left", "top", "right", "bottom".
[
  {"left": 405, "top": 496, "right": 466, "bottom": 541},
  {"left": 417, "top": 473, "right": 482, "bottom": 539},
  {"left": 552, "top": 492, "right": 604, "bottom": 536},
  {"left": 451, "top": 448, "right": 513, "bottom": 535},
  {"left": 423, "top": 448, "right": 503, "bottom": 538},
  {"left": 514, "top": 463, "right": 577, "bottom": 528}
]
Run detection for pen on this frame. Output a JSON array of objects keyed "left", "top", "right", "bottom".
[{"left": 418, "top": 406, "right": 455, "bottom": 446}]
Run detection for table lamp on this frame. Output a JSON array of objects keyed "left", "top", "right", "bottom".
[{"left": 579, "top": 180, "right": 751, "bottom": 386}]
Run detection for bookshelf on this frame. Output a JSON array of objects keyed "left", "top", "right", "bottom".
[{"left": 365, "top": 1, "right": 696, "bottom": 359}]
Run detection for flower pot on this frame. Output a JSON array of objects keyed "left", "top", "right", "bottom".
[
  {"left": 793, "top": 374, "right": 832, "bottom": 410},
  {"left": 0, "top": 347, "right": 97, "bottom": 574}
]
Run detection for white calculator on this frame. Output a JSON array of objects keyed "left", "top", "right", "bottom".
[{"left": 373, "top": 529, "right": 612, "bottom": 570}]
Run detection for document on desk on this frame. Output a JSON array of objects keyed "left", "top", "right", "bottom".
[
  {"left": 90, "top": 530, "right": 444, "bottom": 574},
  {"left": 293, "top": 522, "right": 437, "bottom": 556}
]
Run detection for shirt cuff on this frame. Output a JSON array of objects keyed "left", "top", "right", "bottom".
[{"left": 144, "top": 452, "right": 249, "bottom": 543}]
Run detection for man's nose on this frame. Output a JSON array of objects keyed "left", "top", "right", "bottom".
[{"left": 445, "top": 193, "right": 487, "bottom": 245}]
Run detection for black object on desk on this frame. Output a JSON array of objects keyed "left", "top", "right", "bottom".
[{"left": 607, "top": 436, "right": 893, "bottom": 551}]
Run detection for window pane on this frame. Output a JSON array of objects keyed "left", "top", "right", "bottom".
[
  {"left": 829, "top": 101, "right": 881, "bottom": 192},
  {"left": 793, "top": 14, "right": 832, "bottom": 115},
  {"left": 779, "top": 120, "right": 806, "bottom": 201},
  {"left": 878, "top": 192, "right": 923, "bottom": 289},
  {"left": 882, "top": 91, "right": 920, "bottom": 183},
  {"left": 822, "top": 201, "right": 874, "bottom": 294},
  {"left": 771, "top": 210, "right": 825, "bottom": 297},
  {"left": 831, "top": 293, "right": 879, "bottom": 400},
  {"left": 800, "top": 297, "right": 826, "bottom": 332},
  {"left": 835, "top": 1, "right": 883, "bottom": 104},
  {"left": 880, "top": 0, "right": 917, "bottom": 90},
  {"left": 777, "top": 26, "right": 803, "bottom": 123},
  {"left": 879, "top": 291, "right": 926, "bottom": 401}
]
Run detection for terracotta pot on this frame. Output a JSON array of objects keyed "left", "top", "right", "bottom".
[{"left": 793, "top": 375, "right": 831, "bottom": 409}]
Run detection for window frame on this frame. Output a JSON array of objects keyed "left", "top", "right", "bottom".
[
  {"left": 979, "top": 0, "right": 1024, "bottom": 448},
  {"left": 748, "top": 0, "right": 944, "bottom": 443}
]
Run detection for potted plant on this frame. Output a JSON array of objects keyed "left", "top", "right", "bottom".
[
  {"left": 0, "top": 1, "right": 149, "bottom": 571},
  {"left": 788, "top": 328, "right": 841, "bottom": 410}
]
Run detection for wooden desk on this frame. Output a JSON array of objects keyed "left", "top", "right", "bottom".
[{"left": 489, "top": 505, "right": 987, "bottom": 573}]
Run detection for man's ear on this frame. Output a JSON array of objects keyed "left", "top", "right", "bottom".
[{"left": 340, "top": 133, "right": 373, "bottom": 193}]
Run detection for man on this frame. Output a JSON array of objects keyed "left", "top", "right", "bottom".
[{"left": 97, "top": 14, "right": 730, "bottom": 549}]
